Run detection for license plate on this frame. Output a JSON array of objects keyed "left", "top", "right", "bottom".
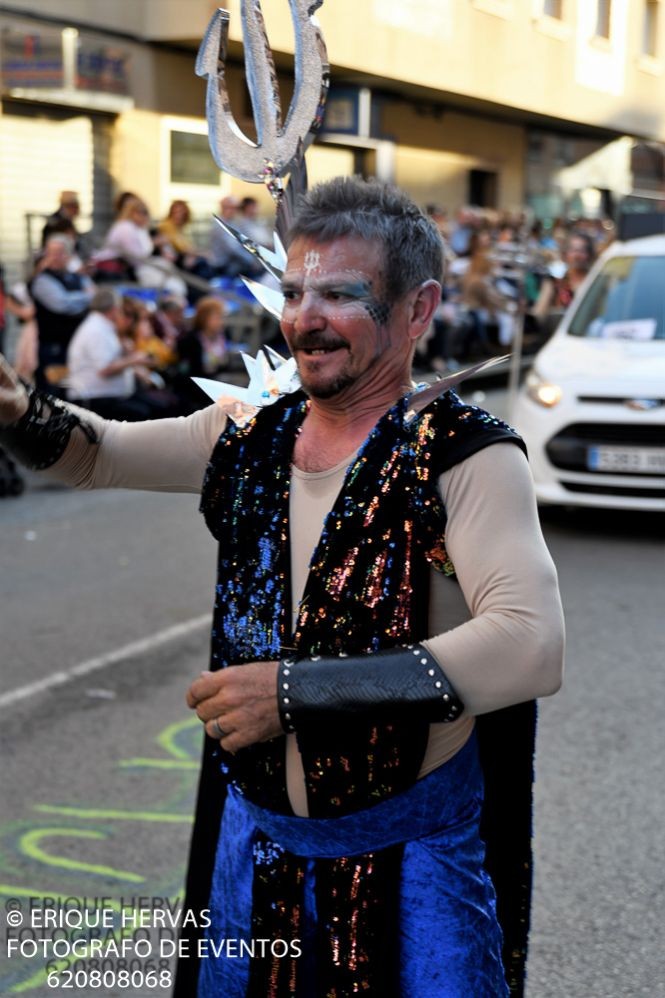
[{"left": 587, "top": 445, "right": 665, "bottom": 474}]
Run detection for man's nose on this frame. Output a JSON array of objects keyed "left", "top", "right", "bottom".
[{"left": 292, "top": 291, "right": 325, "bottom": 332}]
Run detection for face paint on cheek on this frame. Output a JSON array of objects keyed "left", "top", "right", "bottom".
[
  {"left": 363, "top": 300, "right": 391, "bottom": 327},
  {"left": 279, "top": 274, "right": 387, "bottom": 338}
]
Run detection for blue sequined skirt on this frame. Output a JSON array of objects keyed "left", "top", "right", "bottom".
[{"left": 198, "top": 731, "right": 508, "bottom": 997}]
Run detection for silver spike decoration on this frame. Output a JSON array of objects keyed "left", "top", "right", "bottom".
[
  {"left": 404, "top": 356, "right": 511, "bottom": 424},
  {"left": 196, "top": 2, "right": 329, "bottom": 188}
]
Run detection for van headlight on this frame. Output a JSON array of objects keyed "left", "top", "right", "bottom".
[{"left": 525, "top": 369, "right": 563, "bottom": 408}]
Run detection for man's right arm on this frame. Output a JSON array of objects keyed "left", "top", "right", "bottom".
[{"left": 0, "top": 355, "right": 225, "bottom": 494}]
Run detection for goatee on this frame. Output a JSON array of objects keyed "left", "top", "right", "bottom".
[{"left": 301, "top": 372, "right": 356, "bottom": 400}]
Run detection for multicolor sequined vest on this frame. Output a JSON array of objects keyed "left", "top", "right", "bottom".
[
  {"left": 200, "top": 388, "right": 521, "bottom": 817},
  {"left": 179, "top": 390, "right": 532, "bottom": 997}
]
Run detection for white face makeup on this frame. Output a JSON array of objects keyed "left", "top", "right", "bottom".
[
  {"left": 279, "top": 236, "right": 410, "bottom": 401},
  {"left": 303, "top": 249, "right": 322, "bottom": 276},
  {"left": 281, "top": 271, "right": 391, "bottom": 327}
]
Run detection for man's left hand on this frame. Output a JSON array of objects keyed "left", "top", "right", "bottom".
[{"left": 186, "top": 662, "right": 282, "bottom": 753}]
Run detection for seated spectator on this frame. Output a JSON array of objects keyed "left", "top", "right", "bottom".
[
  {"left": 528, "top": 219, "right": 559, "bottom": 253},
  {"left": 40, "top": 217, "right": 85, "bottom": 271},
  {"left": 449, "top": 207, "right": 478, "bottom": 257},
  {"left": 157, "top": 200, "right": 213, "bottom": 284},
  {"left": 30, "top": 235, "right": 95, "bottom": 392},
  {"left": 532, "top": 231, "right": 595, "bottom": 320},
  {"left": 423, "top": 289, "right": 459, "bottom": 374},
  {"left": 209, "top": 196, "right": 263, "bottom": 278},
  {"left": 41, "top": 191, "right": 85, "bottom": 257},
  {"left": 425, "top": 203, "right": 449, "bottom": 242},
  {"left": 153, "top": 294, "right": 187, "bottom": 351},
  {"left": 121, "top": 295, "right": 178, "bottom": 373},
  {"left": 458, "top": 231, "right": 513, "bottom": 356},
  {"left": 66, "top": 288, "right": 180, "bottom": 420},
  {"left": 113, "top": 190, "right": 138, "bottom": 217},
  {"left": 236, "top": 196, "right": 271, "bottom": 248},
  {"left": 177, "top": 296, "right": 228, "bottom": 379},
  {"left": 89, "top": 191, "right": 139, "bottom": 282},
  {"left": 93, "top": 196, "right": 187, "bottom": 296}
]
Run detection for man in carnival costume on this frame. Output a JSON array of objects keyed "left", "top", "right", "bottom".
[{"left": 0, "top": 175, "right": 564, "bottom": 997}]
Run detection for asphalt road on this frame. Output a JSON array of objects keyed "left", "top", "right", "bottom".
[{"left": 1, "top": 390, "right": 663, "bottom": 997}]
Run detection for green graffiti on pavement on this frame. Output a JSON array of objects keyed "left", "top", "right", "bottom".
[
  {"left": 118, "top": 757, "right": 198, "bottom": 770},
  {"left": 1, "top": 714, "right": 200, "bottom": 993},
  {"left": 34, "top": 805, "right": 191, "bottom": 823},
  {"left": 19, "top": 828, "right": 144, "bottom": 883},
  {"left": 155, "top": 715, "right": 200, "bottom": 760}
]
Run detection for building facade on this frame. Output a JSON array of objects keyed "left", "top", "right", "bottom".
[{"left": 0, "top": 0, "right": 664, "bottom": 277}]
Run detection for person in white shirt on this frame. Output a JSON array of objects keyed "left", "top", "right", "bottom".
[{"left": 66, "top": 288, "right": 159, "bottom": 421}]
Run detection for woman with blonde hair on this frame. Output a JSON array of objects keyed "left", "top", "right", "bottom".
[
  {"left": 94, "top": 196, "right": 187, "bottom": 296},
  {"left": 158, "top": 200, "right": 214, "bottom": 287}
]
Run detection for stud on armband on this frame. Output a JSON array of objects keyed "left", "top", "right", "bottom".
[
  {"left": 277, "top": 643, "right": 463, "bottom": 734},
  {"left": 0, "top": 390, "right": 97, "bottom": 471}
]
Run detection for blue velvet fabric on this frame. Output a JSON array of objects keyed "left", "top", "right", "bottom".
[{"left": 198, "top": 732, "right": 508, "bottom": 997}]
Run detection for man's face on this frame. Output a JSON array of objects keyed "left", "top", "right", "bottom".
[
  {"left": 61, "top": 200, "right": 79, "bottom": 220},
  {"left": 280, "top": 236, "right": 412, "bottom": 401},
  {"left": 220, "top": 197, "right": 238, "bottom": 219},
  {"left": 45, "top": 242, "right": 70, "bottom": 271}
]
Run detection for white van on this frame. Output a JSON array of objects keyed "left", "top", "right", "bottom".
[{"left": 513, "top": 235, "right": 665, "bottom": 511}]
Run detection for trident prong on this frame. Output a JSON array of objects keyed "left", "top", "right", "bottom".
[{"left": 196, "top": 2, "right": 329, "bottom": 184}]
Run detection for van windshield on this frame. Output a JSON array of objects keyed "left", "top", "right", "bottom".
[{"left": 568, "top": 255, "right": 665, "bottom": 340}]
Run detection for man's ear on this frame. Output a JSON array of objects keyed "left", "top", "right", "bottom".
[{"left": 407, "top": 280, "right": 441, "bottom": 343}]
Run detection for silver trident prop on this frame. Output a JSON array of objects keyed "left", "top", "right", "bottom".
[{"left": 196, "top": 1, "right": 329, "bottom": 189}]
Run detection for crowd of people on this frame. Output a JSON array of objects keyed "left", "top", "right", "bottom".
[
  {"left": 0, "top": 186, "right": 611, "bottom": 497},
  {"left": 88, "top": 190, "right": 273, "bottom": 296},
  {"left": 1, "top": 191, "right": 277, "bottom": 424},
  {"left": 420, "top": 203, "right": 612, "bottom": 372}
]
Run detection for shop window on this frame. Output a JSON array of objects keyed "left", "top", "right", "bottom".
[
  {"left": 553, "top": 136, "right": 574, "bottom": 165},
  {"left": 170, "top": 131, "right": 219, "bottom": 185},
  {"left": 527, "top": 132, "right": 544, "bottom": 163}
]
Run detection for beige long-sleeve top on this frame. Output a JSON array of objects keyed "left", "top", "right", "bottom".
[{"left": 46, "top": 403, "right": 565, "bottom": 816}]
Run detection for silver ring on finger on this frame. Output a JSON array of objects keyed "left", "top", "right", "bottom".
[{"left": 213, "top": 718, "right": 226, "bottom": 739}]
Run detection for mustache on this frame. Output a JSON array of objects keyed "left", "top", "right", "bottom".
[{"left": 290, "top": 336, "right": 348, "bottom": 351}]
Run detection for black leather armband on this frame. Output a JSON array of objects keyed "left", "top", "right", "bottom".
[
  {"left": 277, "top": 643, "right": 463, "bottom": 734},
  {"left": 0, "top": 390, "right": 97, "bottom": 470}
]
